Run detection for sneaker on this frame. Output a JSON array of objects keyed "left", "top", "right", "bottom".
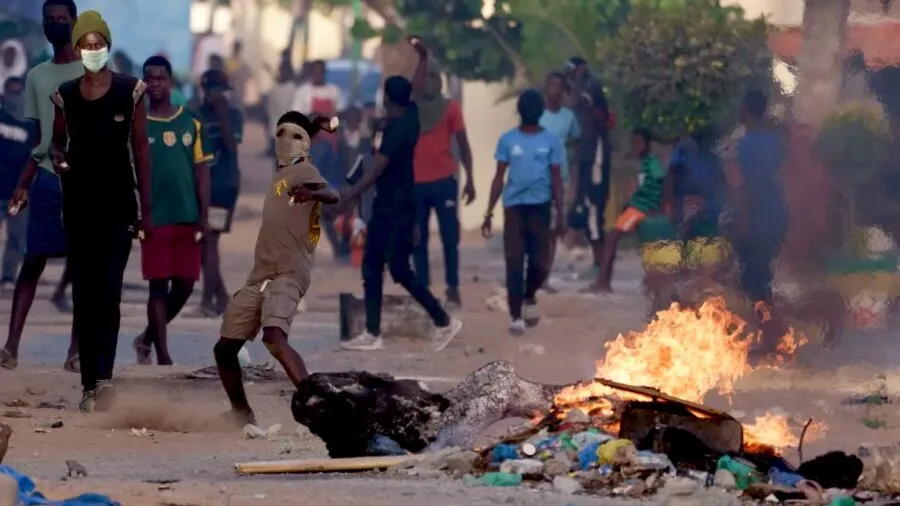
[
  {"left": 445, "top": 288, "right": 462, "bottom": 311},
  {"left": 79, "top": 390, "right": 95, "bottom": 413},
  {"left": 94, "top": 380, "right": 116, "bottom": 412},
  {"left": 523, "top": 299, "right": 541, "bottom": 328},
  {"left": 431, "top": 318, "right": 462, "bottom": 352},
  {"left": 509, "top": 319, "right": 526, "bottom": 337},
  {"left": 341, "top": 331, "right": 385, "bottom": 351}
]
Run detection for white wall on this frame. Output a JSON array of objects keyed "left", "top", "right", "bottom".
[
  {"left": 459, "top": 81, "right": 518, "bottom": 231},
  {"left": 722, "top": 0, "right": 804, "bottom": 25}
]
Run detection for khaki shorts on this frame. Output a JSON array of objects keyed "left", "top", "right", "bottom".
[{"left": 220, "top": 277, "right": 303, "bottom": 340}]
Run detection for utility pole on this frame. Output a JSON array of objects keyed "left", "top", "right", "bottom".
[{"left": 349, "top": 0, "right": 363, "bottom": 106}]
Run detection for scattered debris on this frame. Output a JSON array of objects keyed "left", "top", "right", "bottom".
[
  {"left": 142, "top": 477, "right": 181, "bottom": 485},
  {"left": 243, "top": 424, "right": 280, "bottom": 440},
  {"left": 4, "top": 399, "right": 30, "bottom": 408},
  {"left": 64, "top": 460, "right": 87, "bottom": 479},
  {"left": 36, "top": 401, "right": 66, "bottom": 410},
  {"left": 463, "top": 346, "right": 485, "bottom": 356},
  {"left": 2, "top": 410, "right": 30, "bottom": 419},
  {"left": 518, "top": 343, "right": 545, "bottom": 356},
  {"left": 130, "top": 428, "right": 153, "bottom": 437},
  {"left": 178, "top": 364, "right": 282, "bottom": 383}
]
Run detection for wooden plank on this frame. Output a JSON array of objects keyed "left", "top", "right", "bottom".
[
  {"left": 234, "top": 454, "right": 425, "bottom": 475},
  {"left": 596, "top": 378, "right": 734, "bottom": 419}
]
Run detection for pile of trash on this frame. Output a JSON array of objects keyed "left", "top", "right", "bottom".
[{"left": 389, "top": 407, "right": 874, "bottom": 505}]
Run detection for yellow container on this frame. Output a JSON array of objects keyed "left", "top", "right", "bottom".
[
  {"left": 684, "top": 237, "right": 731, "bottom": 268},
  {"left": 640, "top": 240, "right": 682, "bottom": 273}
]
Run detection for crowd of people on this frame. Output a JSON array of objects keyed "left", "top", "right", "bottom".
[{"left": 0, "top": 0, "right": 789, "bottom": 416}]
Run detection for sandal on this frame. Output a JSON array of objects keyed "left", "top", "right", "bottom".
[
  {"left": 0, "top": 349, "right": 17, "bottom": 370},
  {"left": 132, "top": 335, "right": 152, "bottom": 365},
  {"left": 63, "top": 354, "right": 80, "bottom": 373}
]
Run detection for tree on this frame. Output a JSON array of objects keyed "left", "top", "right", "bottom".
[
  {"left": 795, "top": 0, "right": 895, "bottom": 126},
  {"left": 597, "top": 0, "right": 772, "bottom": 140}
]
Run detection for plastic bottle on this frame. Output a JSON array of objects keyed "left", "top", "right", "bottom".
[
  {"left": 768, "top": 468, "right": 803, "bottom": 488},
  {"left": 467, "top": 472, "right": 523, "bottom": 487},
  {"left": 717, "top": 455, "right": 762, "bottom": 490},
  {"left": 499, "top": 459, "right": 544, "bottom": 475},
  {"left": 491, "top": 444, "right": 520, "bottom": 463}
]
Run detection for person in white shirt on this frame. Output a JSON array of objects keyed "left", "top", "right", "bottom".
[
  {"left": 291, "top": 59, "right": 342, "bottom": 117},
  {"left": 267, "top": 51, "right": 296, "bottom": 156},
  {"left": 0, "top": 39, "right": 28, "bottom": 95}
]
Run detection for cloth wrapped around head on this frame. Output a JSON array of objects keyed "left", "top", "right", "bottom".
[{"left": 275, "top": 111, "right": 338, "bottom": 168}]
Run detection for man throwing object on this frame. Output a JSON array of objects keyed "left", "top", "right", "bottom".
[{"left": 214, "top": 112, "right": 338, "bottom": 425}]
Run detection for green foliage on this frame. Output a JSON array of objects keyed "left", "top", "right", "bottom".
[
  {"left": 597, "top": 0, "right": 772, "bottom": 141},
  {"left": 506, "top": 0, "right": 632, "bottom": 82},
  {"left": 814, "top": 103, "right": 891, "bottom": 188}
]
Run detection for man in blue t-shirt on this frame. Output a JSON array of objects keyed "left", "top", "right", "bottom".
[
  {"left": 482, "top": 89, "right": 566, "bottom": 336},
  {"left": 734, "top": 90, "right": 787, "bottom": 306},
  {"left": 0, "top": 77, "right": 31, "bottom": 291},
  {"left": 195, "top": 69, "right": 244, "bottom": 316}
]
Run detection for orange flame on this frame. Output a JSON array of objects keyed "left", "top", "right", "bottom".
[
  {"left": 744, "top": 412, "right": 828, "bottom": 451},
  {"left": 554, "top": 298, "right": 809, "bottom": 450}
]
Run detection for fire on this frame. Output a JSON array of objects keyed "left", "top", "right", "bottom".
[
  {"left": 554, "top": 298, "right": 808, "bottom": 449},
  {"left": 744, "top": 412, "right": 828, "bottom": 451}
]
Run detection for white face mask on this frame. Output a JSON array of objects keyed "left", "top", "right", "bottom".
[{"left": 81, "top": 47, "right": 110, "bottom": 73}]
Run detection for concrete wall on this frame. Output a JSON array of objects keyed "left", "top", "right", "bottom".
[
  {"left": 459, "top": 81, "right": 518, "bottom": 231},
  {"left": 722, "top": 0, "right": 804, "bottom": 25}
]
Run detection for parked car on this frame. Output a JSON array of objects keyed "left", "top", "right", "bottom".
[{"left": 325, "top": 58, "right": 381, "bottom": 110}]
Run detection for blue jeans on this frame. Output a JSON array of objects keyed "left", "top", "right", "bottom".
[
  {"left": 0, "top": 200, "right": 27, "bottom": 282},
  {"left": 412, "top": 177, "right": 460, "bottom": 290}
]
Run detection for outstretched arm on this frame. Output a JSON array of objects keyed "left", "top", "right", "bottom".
[{"left": 290, "top": 183, "right": 340, "bottom": 205}]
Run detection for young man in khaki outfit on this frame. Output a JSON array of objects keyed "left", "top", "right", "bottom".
[{"left": 214, "top": 111, "right": 338, "bottom": 425}]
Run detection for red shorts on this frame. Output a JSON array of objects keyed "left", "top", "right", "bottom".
[{"left": 141, "top": 224, "right": 202, "bottom": 281}]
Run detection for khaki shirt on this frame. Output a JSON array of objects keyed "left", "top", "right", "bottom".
[{"left": 247, "top": 161, "right": 327, "bottom": 293}]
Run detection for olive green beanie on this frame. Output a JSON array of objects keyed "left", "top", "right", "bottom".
[{"left": 72, "top": 10, "right": 111, "bottom": 47}]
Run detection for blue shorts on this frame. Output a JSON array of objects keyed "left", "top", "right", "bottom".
[{"left": 26, "top": 169, "right": 66, "bottom": 258}]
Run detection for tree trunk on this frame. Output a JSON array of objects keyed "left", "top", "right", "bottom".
[{"left": 794, "top": 0, "right": 850, "bottom": 125}]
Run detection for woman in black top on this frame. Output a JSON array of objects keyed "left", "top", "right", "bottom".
[{"left": 49, "top": 11, "right": 152, "bottom": 413}]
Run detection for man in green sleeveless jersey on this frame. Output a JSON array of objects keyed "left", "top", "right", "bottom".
[{"left": 133, "top": 55, "right": 212, "bottom": 365}]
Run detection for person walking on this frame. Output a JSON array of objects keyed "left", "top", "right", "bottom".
[
  {"left": 1, "top": 0, "right": 83, "bottom": 372},
  {"left": 0, "top": 77, "right": 31, "bottom": 293},
  {"left": 410, "top": 57, "right": 474, "bottom": 309},
  {"left": 132, "top": 55, "right": 212, "bottom": 366},
  {"left": 49, "top": 10, "right": 153, "bottom": 412},
  {"left": 338, "top": 38, "right": 462, "bottom": 352},
  {"left": 194, "top": 69, "right": 243, "bottom": 316},
  {"left": 565, "top": 57, "right": 612, "bottom": 278},
  {"left": 481, "top": 89, "right": 566, "bottom": 335}
]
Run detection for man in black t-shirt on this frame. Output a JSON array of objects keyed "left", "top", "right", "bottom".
[{"left": 338, "top": 38, "right": 462, "bottom": 353}]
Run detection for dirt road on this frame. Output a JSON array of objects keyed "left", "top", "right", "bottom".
[{"left": 2, "top": 123, "right": 899, "bottom": 505}]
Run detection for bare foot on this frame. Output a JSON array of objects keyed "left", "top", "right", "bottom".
[
  {"left": 0, "top": 349, "right": 17, "bottom": 370},
  {"left": 222, "top": 409, "right": 257, "bottom": 428},
  {"left": 63, "top": 353, "right": 80, "bottom": 373},
  {"left": 132, "top": 335, "right": 152, "bottom": 365},
  {"left": 0, "top": 423, "right": 11, "bottom": 464},
  {"left": 582, "top": 282, "right": 612, "bottom": 293}
]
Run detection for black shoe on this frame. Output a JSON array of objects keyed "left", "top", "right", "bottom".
[{"left": 445, "top": 287, "right": 462, "bottom": 310}]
